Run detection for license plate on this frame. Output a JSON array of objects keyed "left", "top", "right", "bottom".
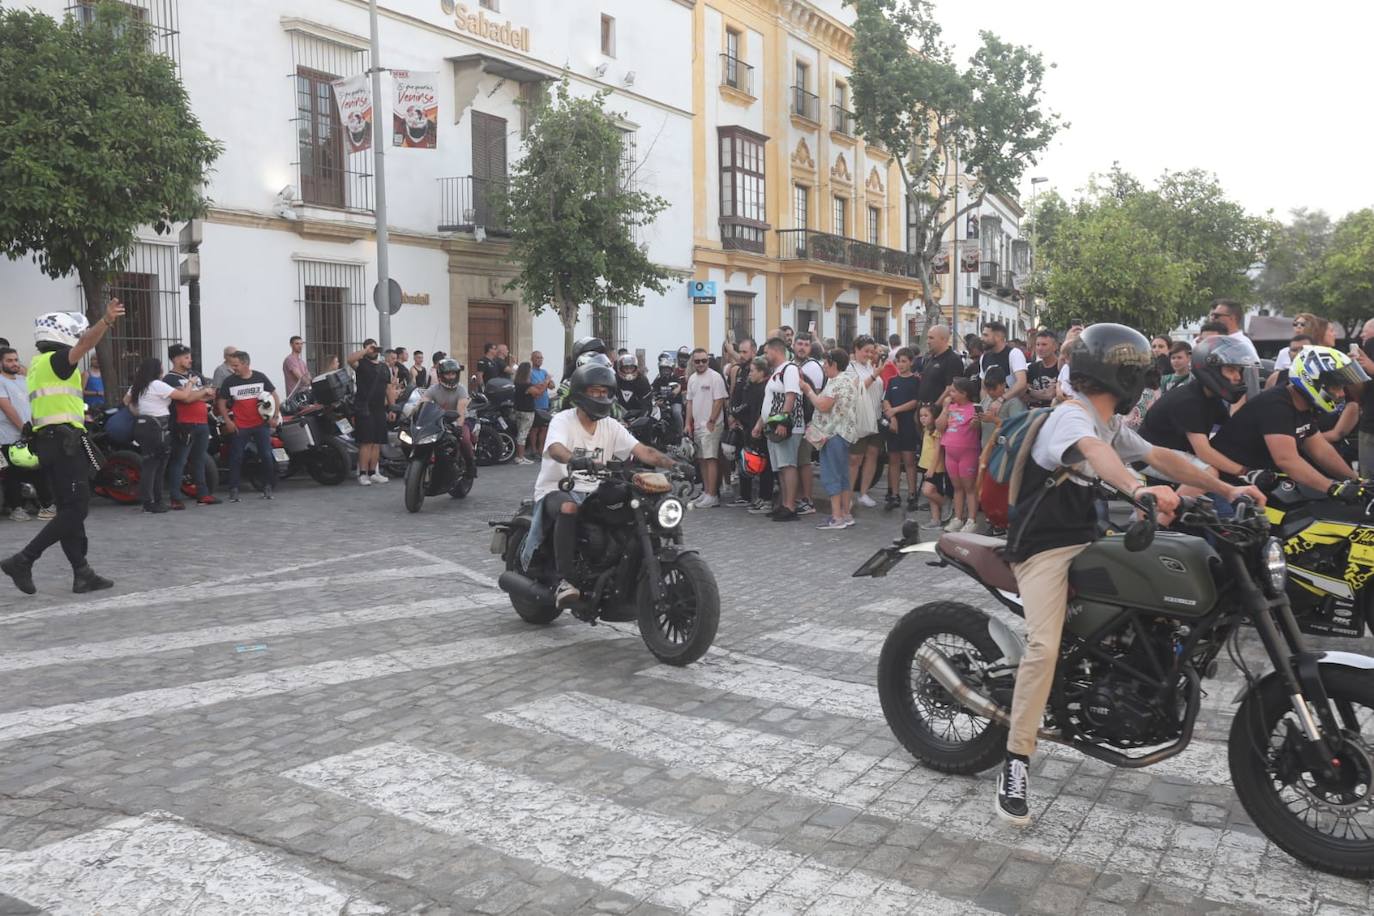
[
  {"left": 272, "top": 448, "right": 288, "bottom": 464},
  {"left": 336, "top": 419, "right": 353, "bottom": 435},
  {"left": 490, "top": 529, "right": 508, "bottom": 556}
]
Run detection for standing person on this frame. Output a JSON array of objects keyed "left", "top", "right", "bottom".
[
  {"left": 1054, "top": 326, "right": 1083, "bottom": 404},
  {"left": 887, "top": 333, "right": 903, "bottom": 354},
  {"left": 917, "top": 405, "right": 951, "bottom": 529},
  {"left": 1266, "top": 335, "right": 1312, "bottom": 389},
  {"left": 793, "top": 332, "right": 825, "bottom": 516},
  {"left": 844, "top": 336, "right": 883, "bottom": 508},
  {"left": 82, "top": 351, "right": 105, "bottom": 412},
  {"left": 348, "top": 339, "right": 392, "bottom": 485},
  {"left": 513, "top": 360, "right": 539, "bottom": 465},
  {"left": 1150, "top": 335, "right": 1172, "bottom": 377},
  {"left": 724, "top": 337, "right": 757, "bottom": 394},
  {"left": 495, "top": 344, "right": 515, "bottom": 378},
  {"left": 937, "top": 378, "right": 981, "bottom": 532},
  {"left": 979, "top": 321, "right": 1028, "bottom": 408},
  {"left": 282, "top": 336, "right": 310, "bottom": 398},
  {"left": 1024, "top": 330, "right": 1060, "bottom": 405},
  {"left": 917, "top": 325, "right": 963, "bottom": 407},
  {"left": 881, "top": 347, "right": 921, "bottom": 511},
  {"left": 127, "top": 357, "right": 212, "bottom": 513},
  {"left": 1275, "top": 314, "right": 1326, "bottom": 374},
  {"left": 163, "top": 344, "right": 219, "bottom": 509},
  {"left": 685, "top": 347, "right": 727, "bottom": 508},
  {"left": 216, "top": 351, "right": 280, "bottom": 502},
  {"left": 476, "top": 343, "right": 500, "bottom": 385},
  {"left": 528, "top": 350, "right": 552, "bottom": 458},
  {"left": 801, "top": 348, "right": 860, "bottom": 530},
  {"left": 1161, "top": 340, "right": 1193, "bottom": 391},
  {"left": 1208, "top": 298, "right": 1258, "bottom": 352},
  {"left": 393, "top": 347, "right": 412, "bottom": 388},
  {"left": 726, "top": 356, "right": 773, "bottom": 510},
  {"left": 754, "top": 337, "right": 805, "bottom": 521},
  {"left": 2, "top": 300, "right": 125, "bottom": 596},
  {"left": 411, "top": 350, "right": 429, "bottom": 390},
  {"left": 211, "top": 345, "right": 238, "bottom": 389},
  {"left": 877, "top": 345, "right": 899, "bottom": 387},
  {"left": 0, "top": 347, "right": 54, "bottom": 521}
]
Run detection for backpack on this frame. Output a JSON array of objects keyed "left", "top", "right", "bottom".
[
  {"left": 799, "top": 359, "right": 823, "bottom": 424},
  {"left": 977, "top": 406, "right": 1055, "bottom": 530}
]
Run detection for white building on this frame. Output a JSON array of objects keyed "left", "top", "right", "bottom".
[
  {"left": 0, "top": 0, "right": 696, "bottom": 392},
  {"left": 935, "top": 184, "right": 1030, "bottom": 344}
]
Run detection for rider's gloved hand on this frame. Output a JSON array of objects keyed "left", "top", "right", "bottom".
[
  {"left": 1242, "top": 469, "right": 1278, "bottom": 492},
  {"left": 568, "top": 456, "right": 596, "bottom": 472},
  {"left": 1328, "top": 479, "right": 1364, "bottom": 504},
  {"left": 674, "top": 460, "right": 697, "bottom": 481}
]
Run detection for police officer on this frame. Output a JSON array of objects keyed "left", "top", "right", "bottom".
[{"left": 1, "top": 299, "right": 124, "bottom": 596}]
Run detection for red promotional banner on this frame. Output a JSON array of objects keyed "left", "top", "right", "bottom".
[
  {"left": 393, "top": 70, "right": 439, "bottom": 149},
  {"left": 332, "top": 74, "right": 373, "bottom": 154}
]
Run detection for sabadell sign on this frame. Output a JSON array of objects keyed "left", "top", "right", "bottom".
[{"left": 439, "top": 1, "right": 532, "bottom": 53}]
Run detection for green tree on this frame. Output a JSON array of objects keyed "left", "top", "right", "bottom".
[
  {"left": 1253, "top": 208, "right": 1333, "bottom": 312},
  {"left": 1287, "top": 209, "right": 1374, "bottom": 337},
  {"left": 847, "top": 0, "right": 1062, "bottom": 322},
  {"left": 501, "top": 80, "right": 672, "bottom": 356},
  {"left": 0, "top": 2, "right": 221, "bottom": 376}
]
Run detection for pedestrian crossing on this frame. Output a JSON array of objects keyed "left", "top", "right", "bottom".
[{"left": 0, "top": 546, "right": 1369, "bottom": 915}]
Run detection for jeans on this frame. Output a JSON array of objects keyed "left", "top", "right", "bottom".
[
  {"left": 167, "top": 423, "right": 210, "bottom": 499},
  {"left": 23, "top": 427, "right": 93, "bottom": 570},
  {"left": 228, "top": 424, "right": 276, "bottom": 491},
  {"left": 819, "top": 436, "right": 852, "bottom": 496}
]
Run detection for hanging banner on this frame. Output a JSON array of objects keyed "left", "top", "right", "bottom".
[
  {"left": 393, "top": 70, "right": 439, "bottom": 149},
  {"left": 332, "top": 74, "right": 373, "bottom": 154},
  {"left": 931, "top": 251, "right": 950, "bottom": 275},
  {"left": 960, "top": 248, "right": 980, "bottom": 273}
]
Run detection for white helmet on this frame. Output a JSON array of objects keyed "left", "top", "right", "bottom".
[
  {"left": 34, "top": 312, "right": 89, "bottom": 348},
  {"left": 256, "top": 391, "right": 276, "bottom": 421}
]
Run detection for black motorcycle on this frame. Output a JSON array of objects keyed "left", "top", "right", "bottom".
[
  {"left": 857, "top": 487, "right": 1374, "bottom": 878},
  {"left": 278, "top": 380, "right": 357, "bottom": 486},
  {"left": 398, "top": 400, "right": 474, "bottom": 513},
  {"left": 471, "top": 380, "right": 518, "bottom": 466},
  {"left": 490, "top": 460, "right": 719, "bottom": 666}
]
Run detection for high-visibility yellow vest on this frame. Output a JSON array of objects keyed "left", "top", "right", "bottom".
[{"left": 28, "top": 351, "right": 86, "bottom": 430}]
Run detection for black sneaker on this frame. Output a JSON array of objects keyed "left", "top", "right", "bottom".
[
  {"left": 771, "top": 507, "right": 798, "bottom": 522},
  {"left": 228, "top": 488, "right": 240, "bottom": 503},
  {"left": 906, "top": 496, "right": 920, "bottom": 512},
  {"left": 1, "top": 553, "right": 36, "bottom": 595},
  {"left": 142, "top": 502, "right": 169, "bottom": 514},
  {"left": 884, "top": 494, "right": 901, "bottom": 511},
  {"left": 995, "top": 754, "right": 1031, "bottom": 825},
  {"left": 72, "top": 565, "right": 114, "bottom": 594}
]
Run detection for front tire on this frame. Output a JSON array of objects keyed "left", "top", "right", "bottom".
[
  {"left": 403, "top": 459, "right": 427, "bottom": 514},
  {"left": 878, "top": 601, "right": 1008, "bottom": 775},
  {"left": 1230, "top": 666, "right": 1374, "bottom": 879},
  {"left": 636, "top": 553, "right": 720, "bottom": 666},
  {"left": 494, "top": 431, "right": 516, "bottom": 465}
]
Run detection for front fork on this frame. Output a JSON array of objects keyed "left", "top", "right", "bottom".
[{"left": 636, "top": 509, "right": 666, "bottom": 610}]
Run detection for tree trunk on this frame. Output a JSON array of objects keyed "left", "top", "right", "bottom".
[
  {"left": 77, "top": 264, "right": 116, "bottom": 400},
  {"left": 559, "top": 294, "right": 579, "bottom": 375}
]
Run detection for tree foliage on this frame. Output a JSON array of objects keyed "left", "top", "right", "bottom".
[
  {"left": 0, "top": 1, "right": 221, "bottom": 327},
  {"left": 1253, "top": 208, "right": 1333, "bottom": 313},
  {"left": 846, "top": 0, "right": 1061, "bottom": 319},
  {"left": 502, "top": 80, "right": 672, "bottom": 355},
  {"left": 1285, "top": 209, "right": 1374, "bottom": 337}
]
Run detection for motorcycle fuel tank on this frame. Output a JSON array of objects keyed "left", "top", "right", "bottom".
[{"left": 1068, "top": 531, "right": 1220, "bottom": 620}]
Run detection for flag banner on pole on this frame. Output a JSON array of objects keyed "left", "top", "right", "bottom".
[
  {"left": 393, "top": 70, "right": 439, "bottom": 149},
  {"left": 960, "top": 248, "right": 980, "bottom": 273},
  {"left": 931, "top": 251, "right": 950, "bottom": 275},
  {"left": 332, "top": 74, "right": 373, "bottom": 154}
]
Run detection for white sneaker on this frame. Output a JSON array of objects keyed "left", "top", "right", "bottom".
[
  {"left": 370, "top": 472, "right": 389, "bottom": 484},
  {"left": 37, "top": 506, "right": 56, "bottom": 520},
  {"left": 357, "top": 475, "right": 372, "bottom": 487},
  {"left": 962, "top": 517, "right": 981, "bottom": 533},
  {"left": 856, "top": 492, "right": 877, "bottom": 508},
  {"left": 944, "top": 516, "right": 964, "bottom": 531},
  {"left": 8, "top": 507, "right": 31, "bottom": 521},
  {"left": 695, "top": 494, "right": 719, "bottom": 509}
]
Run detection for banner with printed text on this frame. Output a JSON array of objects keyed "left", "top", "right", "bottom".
[
  {"left": 393, "top": 70, "right": 439, "bottom": 149},
  {"left": 332, "top": 74, "right": 373, "bottom": 154}
]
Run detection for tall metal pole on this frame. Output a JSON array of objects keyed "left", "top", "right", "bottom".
[
  {"left": 951, "top": 142, "right": 959, "bottom": 352},
  {"left": 369, "top": 0, "right": 393, "bottom": 350}
]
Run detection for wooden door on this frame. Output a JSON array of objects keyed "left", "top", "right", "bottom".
[
  {"left": 471, "top": 111, "right": 507, "bottom": 226},
  {"left": 468, "top": 303, "right": 510, "bottom": 381}
]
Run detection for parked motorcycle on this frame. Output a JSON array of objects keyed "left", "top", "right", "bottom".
[
  {"left": 87, "top": 407, "right": 218, "bottom": 503},
  {"left": 278, "top": 370, "right": 357, "bottom": 485},
  {"left": 471, "top": 379, "right": 517, "bottom": 466},
  {"left": 209, "top": 414, "right": 289, "bottom": 493},
  {"left": 489, "top": 459, "right": 719, "bottom": 666},
  {"left": 398, "top": 400, "right": 475, "bottom": 513},
  {"left": 856, "top": 487, "right": 1374, "bottom": 878}
]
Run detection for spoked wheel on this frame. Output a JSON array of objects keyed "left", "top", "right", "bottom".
[
  {"left": 636, "top": 553, "right": 720, "bottom": 666},
  {"left": 1230, "top": 667, "right": 1374, "bottom": 878},
  {"left": 494, "top": 432, "right": 516, "bottom": 465},
  {"left": 877, "top": 601, "right": 1008, "bottom": 775},
  {"left": 96, "top": 450, "right": 142, "bottom": 504}
]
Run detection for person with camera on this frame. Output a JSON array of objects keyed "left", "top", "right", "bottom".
[{"left": 348, "top": 339, "right": 394, "bottom": 486}]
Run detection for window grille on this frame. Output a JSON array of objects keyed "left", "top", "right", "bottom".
[
  {"left": 797, "top": 308, "right": 819, "bottom": 341},
  {"left": 837, "top": 306, "right": 858, "bottom": 350},
  {"left": 726, "top": 294, "right": 754, "bottom": 343},
  {"left": 295, "top": 260, "right": 367, "bottom": 374},
  {"left": 718, "top": 126, "right": 768, "bottom": 253},
  {"left": 288, "top": 30, "right": 373, "bottom": 212},
  {"left": 68, "top": 1, "right": 180, "bottom": 64},
  {"left": 99, "top": 242, "right": 181, "bottom": 392},
  {"left": 592, "top": 302, "right": 628, "bottom": 352}
]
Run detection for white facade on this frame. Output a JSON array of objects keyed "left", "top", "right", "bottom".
[
  {"left": 936, "top": 185, "right": 1029, "bottom": 343},
  {"left": 0, "top": 0, "right": 695, "bottom": 390}
]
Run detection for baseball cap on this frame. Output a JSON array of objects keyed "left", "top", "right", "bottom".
[{"left": 167, "top": 344, "right": 192, "bottom": 359}]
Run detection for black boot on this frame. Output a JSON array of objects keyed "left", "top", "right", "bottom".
[
  {"left": 72, "top": 565, "right": 114, "bottom": 594},
  {"left": 1, "top": 553, "right": 36, "bottom": 595}
]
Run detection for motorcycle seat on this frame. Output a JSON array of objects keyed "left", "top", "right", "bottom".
[{"left": 938, "top": 532, "right": 1019, "bottom": 595}]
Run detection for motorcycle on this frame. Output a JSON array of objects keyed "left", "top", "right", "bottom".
[
  {"left": 276, "top": 372, "right": 358, "bottom": 486},
  {"left": 398, "top": 400, "right": 475, "bottom": 513},
  {"left": 470, "top": 380, "right": 518, "bottom": 466},
  {"left": 489, "top": 459, "right": 719, "bottom": 666},
  {"left": 209, "top": 414, "right": 289, "bottom": 492},
  {"left": 87, "top": 408, "right": 218, "bottom": 503},
  {"left": 856, "top": 487, "right": 1374, "bottom": 878}
]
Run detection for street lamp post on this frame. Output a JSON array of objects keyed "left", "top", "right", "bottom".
[
  {"left": 369, "top": 0, "right": 393, "bottom": 350},
  {"left": 1028, "top": 176, "right": 1047, "bottom": 328}
]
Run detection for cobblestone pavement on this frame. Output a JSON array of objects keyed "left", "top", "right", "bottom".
[{"left": 0, "top": 463, "right": 1371, "bottom": 915}]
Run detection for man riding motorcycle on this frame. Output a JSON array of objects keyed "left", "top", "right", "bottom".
[
  {"left": 418, "top": 358, "right": 477, "bottom": 476},
  {"left": 529, "top": 362, "right": 684, "bottom": 608},
  {"left": 616, "top": 354, "right": 652, "bottom": 413}
]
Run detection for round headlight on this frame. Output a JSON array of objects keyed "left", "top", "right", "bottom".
[
  {"left": 656, "top": 498, "right": 684, "bottom": 529},
  {"left": 1262, "top": 536, "right": 1288, "bottom": 596}
]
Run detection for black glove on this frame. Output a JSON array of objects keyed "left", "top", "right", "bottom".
[
  {"left": 568, "top": 456, "right": 596, "bottom": 473},
  {"left": 1328, "top": 480, "right": 1364, "bottom": 504},
  {"left": 1241, "top": 469, "right": 1278, "bottom": 492}
]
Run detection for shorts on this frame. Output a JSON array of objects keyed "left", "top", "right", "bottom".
[
  {"left": 848, "top": 433, "right": 880, "bottom": 456},
  {"left": 796, "top": 435, "right": 816, "bottom": 467},
  {"left": 692, "top": 425, "right": 723, "bottom": 459},
  {"left": 767, "top": 433, "right": 802, "bottom": 469},
  {"left": 516, "top": 410, "right": 536, "bottom": 443},
  {"left": 885, "top": 424, "right": 920, "bottom": 453},
  {"left": 924, "top": 471, "right": 954, "bottom": 497},
  {"left": 943, "top": 443, "right": 979, "bottom": 480},
  {"left": 354, "top": 410, "right": 387, "bottom": 445},
  {"left": 819, "top": 436, "right": 851, "bottom": 496}
]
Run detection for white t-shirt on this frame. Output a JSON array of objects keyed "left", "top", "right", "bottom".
[
  {"left": 685, "top": 367, "right": 727, "bottom": 428},
  {"left": 1273, "top": 348, "right": 1293, "bottom": 371},
  {"left": 1031, "top": 397, "right": 1153, "bottom": 486},
  {"left": 1057, "top": 362, "right": 1075, "bottom": 399},
  {"left": 765, "top": 362, "right": 806, "bottom": 433},
  {"left": 0, "top": 374, "right": 29, "bottom": 445},
  {"left": 1227, "top": 330, "right": 1260, "bottom": 361},
  {"left": 136, "top": 380, "right": 175, "bottom": 419},
  {"left": 979, "top": 346, "right": 1028, "bottom": 379},
  {"left": 533, "top": 408, "right": 639, "bottom": 501},
  {"left": 798, "top": 357, "right": 825, "bottom": 392}
]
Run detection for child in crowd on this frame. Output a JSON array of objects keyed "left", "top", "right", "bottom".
[
  {"left": 979, "top": 367, "right": 1025, "bottom": 444},
  {"left": 918, "top": 405, "right": 949, "bottom": 529},
  {"left": 938, "top": 378, "right": 982, "bottom": 532},
  {"left": 881, "top": 348, "right": 922, "bottom": 511}
]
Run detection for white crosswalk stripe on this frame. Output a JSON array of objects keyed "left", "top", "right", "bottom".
[
  {"left": 286, "top": 741, "right": 994, "bottom": 915},
  {"left": 0, "top": 812, "right": 386, "bottom": 915}
]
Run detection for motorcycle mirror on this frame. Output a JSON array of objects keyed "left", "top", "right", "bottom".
[{"left": 901, "top": 519, "right": 922, "bottom": 541}]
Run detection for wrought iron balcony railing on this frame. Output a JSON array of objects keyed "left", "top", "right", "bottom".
[
  {"left": 720, "top": 54, "right": 754, "bottom": 96},
  {"left": 791, "top": 86, "right": 819, "bottom": 121},
  {"left": 831, "top": 105, "right": 856, "bottom": 136},
  {"left": 778, "top": 229, "right": 921, "bottom": 280},
  {"left": 437, "top": 176, "right": 510, "bottom": 234}
]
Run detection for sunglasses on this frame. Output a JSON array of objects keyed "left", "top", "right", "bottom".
[{"left": 692, "top": 358, "right": 708, "bottom": 365}]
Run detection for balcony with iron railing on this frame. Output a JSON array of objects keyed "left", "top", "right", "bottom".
[
  {"left": 778, "top": 229, "right": 922, "bottom": 280},
  {"left": 831, "top": 104, "right": 856, "bottom": 136},
  {"left": 979, "top": 259, "right": 999, "bottom": 289},
  {"left": 998, "top": 269, "right": 1015, "bottom": 297},
  {"left": 791, "top": 86, "right": 820, "bottom": 122},
  {"left": 437, "top": 176, "right": 510, "bottom": 235},
  {"left": 720, "top": 53, "right": 754, "bottom": 96}
]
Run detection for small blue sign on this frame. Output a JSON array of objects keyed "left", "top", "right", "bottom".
[{"left": 688, "top": 280, "right": 717, "bottom": 304}]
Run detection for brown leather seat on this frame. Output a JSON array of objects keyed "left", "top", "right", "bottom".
[{"left": 938, "top": 532, "right": 1019, "bottom": 595}]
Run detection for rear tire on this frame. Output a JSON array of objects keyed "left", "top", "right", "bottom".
[
  {"left": 404, "top": 459, "right": 427, "bottom": 514},
  {"left": 97, "top": 450, "right": 142, "bottom": 504},
  {"left": 504, "top": 528, "right": 562, "bottom": 624},
  {"left": 306, "top": 441, "right": 350, "bottom": 485},
  {"left": 877, "top": 601, "right": 1008, "bottom": 775},
  {"left": 495, "top": 431, "right": 516, "bottom": 465},
  {"left": 636, "top": 553, "right": 720, "bottom": 666}
]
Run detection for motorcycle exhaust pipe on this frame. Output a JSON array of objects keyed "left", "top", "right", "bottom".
[
  {"left": 914, "top": 644, "right": 1061, "bottom": 742},
  {"left": 498, "top": 571, "right": 555, "bottom": 606}
]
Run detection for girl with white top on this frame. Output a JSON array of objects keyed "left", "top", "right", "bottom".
[
  {"left": 844, "top": 335, "right": 884, "bottom": 508},
  {"left": 125, "top": 357, "right": 214, "bottom": 513}
]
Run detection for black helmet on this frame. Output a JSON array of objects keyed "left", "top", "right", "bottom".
[
  {"left": 1066, "top": 323, "right": 1153, "bottom": 415},
  {"left": 569, "top": 363, "right": 617, "bottom": 419},
  {"left": 436, "top": 357, "right": 462, "bottom": 389},
  {"left": 1190, "top": 336, "right": 1260, "bottom": 403},
  {"left": 571, "top": 337, "right": 607, "bottom": 359}
]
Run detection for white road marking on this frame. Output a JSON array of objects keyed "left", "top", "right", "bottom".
[
  {"left": 0, "top": 812, "right": 386, "bottom": 915},
  {"left": 394, "top": 545, "right": 499, "bottom": 589},
  {"left": 0, "top": 628, "right": 625, "bottom": 744},
  {"left": 0, "top": 594, "right": 509, "bottom": 673},
  {"left": 490, "top": 691, "right": 1371, "bottom": 914},
  {"left": 286, "top": 741, "right": 992, "bottom": 915}
]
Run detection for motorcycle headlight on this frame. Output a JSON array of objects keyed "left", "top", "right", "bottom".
[
  {"left": 656, "top": 498, "right": 684, "bottom": 529},
  {"left": 1262, "top": 536, "right": 1287, "bottom": 596},
  {"left": 416, "top": 433, "right": 440, "bottom": 446},
  {"left": 398, "top": 431, "right": 412, "bottom": 445}
]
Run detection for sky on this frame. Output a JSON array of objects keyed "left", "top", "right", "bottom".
[{"left": 930, "top": 0, "right": 1374, "bottom": 223}]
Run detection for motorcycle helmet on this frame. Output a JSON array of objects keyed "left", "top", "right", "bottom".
[
  {"left": 1065, "top": 323, "right": 1153, "bottom": 415},
  {"left": 34, "top": 311, "right": 89, "bottom": 350},
  {"left": 436, "top": 358, "right": 462, "bottom": 389},
  {"left": 568, "top": 363, "right": 617, "bottom": 420},
  {"left": 617, "top": 353, "right": 639, "bottom": 377},
  {"left": 1190, "top": 336, "right": 1261, "bottom": 403},
  {"left": 764, "top": 412, "right": 793, "bottom": 442},
  {"left": 575, "top": 352, "right": 613, "bottom": 370},
  {"left": 571, "top": 336, "right": 607, "bottom": 360},
  {"left": 720, "top": 440, "right": 738, "bottom": 462},
  {"left": 740, "top": 445, "right": 768, "bottom": 478},
  {"left": 7, "top": 443, "right": 38, "bottom": 469},
  {"left": 1289, "top": 346, "right": 1369, "bottom": 415},
  {"left": 256, "top": 391, "right": 277, "bottom": 421},
  {"left": 676, "top": 346, "right": 691, "bottom": 367},
  {"left": 657, "top": 351, "right": 675, "bottom": 372}
]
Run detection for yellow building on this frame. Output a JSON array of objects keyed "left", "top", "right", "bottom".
[{"left": 690, "top": 0, "right": 925, "bottom": 351}]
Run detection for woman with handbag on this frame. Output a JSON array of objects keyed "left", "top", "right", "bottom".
[
  {"left": 801, "top": 348, "right": 861, "bottom": 530},
  {"left": 126, "top": 358, "right": 214, "bottom": 514}
]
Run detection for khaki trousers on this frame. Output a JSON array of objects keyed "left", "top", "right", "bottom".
[{"left": 1007, "top": 542, "right": 1090, "bottom": 756}]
